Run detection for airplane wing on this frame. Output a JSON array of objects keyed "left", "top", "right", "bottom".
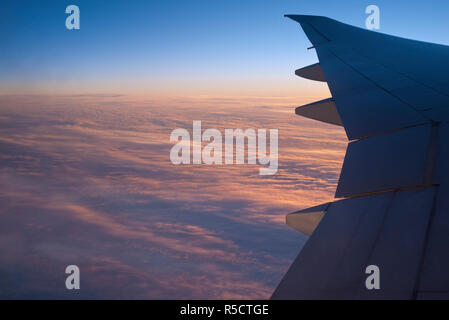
[{"left": 272, "top": 15, "right": 449, "bottom": 299}]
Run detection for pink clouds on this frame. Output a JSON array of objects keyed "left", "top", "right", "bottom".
[{"left": 0, "top": 94, "right": 346, "bottom": 299}]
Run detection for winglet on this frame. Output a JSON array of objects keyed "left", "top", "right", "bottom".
[{"left": 284, "top": 15, "right": 334, "bottom": 45}]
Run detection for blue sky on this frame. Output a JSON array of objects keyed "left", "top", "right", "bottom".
[{"left": 2, "top": 0, "right": 449, "bottom": 95}]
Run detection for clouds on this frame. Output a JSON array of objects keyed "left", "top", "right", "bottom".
[{"left": 0, "top": 94, "right": 346, "bottom": 299}]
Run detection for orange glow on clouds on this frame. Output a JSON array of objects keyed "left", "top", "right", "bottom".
[{"left": 0, "top": 94, "right": 346, "bottom": 299}]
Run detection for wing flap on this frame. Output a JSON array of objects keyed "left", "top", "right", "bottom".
[
  {"left": 295, "top": 98, "right": 342, "bottom": 126},
  {"left": 286, "top": 202, "right": 330, "bottom": 236},
  {"left": 295, "top": 63, "right": 326, "bottom": 82}
]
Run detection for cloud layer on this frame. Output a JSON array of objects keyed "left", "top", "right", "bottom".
[{"left": 0, "top": 95, "right": 347, "bottom": 299}]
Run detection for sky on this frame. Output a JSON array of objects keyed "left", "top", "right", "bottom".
[{"left": 2, "top": 0, "right": 449, "bottom": 100}]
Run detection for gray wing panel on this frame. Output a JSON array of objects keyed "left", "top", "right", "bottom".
[
  {"left": 315, "top": 45, "right": 427, "bottom": 140},
  {"left": 416, "top": 128, "right": 449, "bottom": 298},
  {"left": 272, "top": 193, "right": 391, "bottom": 299},
  {"left": 335, "top": 124, "right": 432, "bottom": 197},
  {"left": 286, "top": 15, "right": 449, "bottom": 95},
  {"left": 272, "top": 188, "right": 435, "bottom": 300},
  {"left": 416, "top": 185, "right": 449, "bottom": 297},
  {"left": 356, "top": 187, "right": 435, "bottom": 299},
  {"left": 435, "top": 123, "right": 449, "bottom": 184},
  {"left": 286, "top": 15, "right": 449, "bottom": 139},
  {"left": 328, "top": 44, "right": 449, "bottom": 111}
]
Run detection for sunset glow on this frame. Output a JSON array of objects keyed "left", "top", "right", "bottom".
[{"left": 0, "top": 94, "right": 346, "bottom": 298}]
